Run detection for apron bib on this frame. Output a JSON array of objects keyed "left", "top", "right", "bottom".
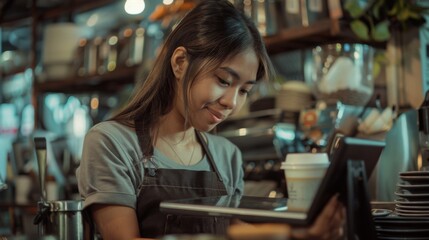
[{"left": 136, "top": 131, "right": 229, "bottom": 238}]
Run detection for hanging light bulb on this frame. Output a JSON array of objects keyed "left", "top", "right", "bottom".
[
  {"left": 124, "top": 0, "right": 145, "bottom": 15},
  {"left": 163, "top": 0, "right": 174, "bottom": 5}
]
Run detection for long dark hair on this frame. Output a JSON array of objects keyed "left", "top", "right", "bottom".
[{"left": 111, "top": 0, "right": 275, "bottom": 157}]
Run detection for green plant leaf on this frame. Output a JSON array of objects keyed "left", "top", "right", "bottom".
[
  {"left": 374, "top": 51, "right": 388, "bottom": 64},
  {"left": 397, "top": 8, "right": 410, "bottom": 21},
  {"left": 351, "top": 20, "right": 370, "bottom": 40},
  {"left": 388, "top": 1, "right": 399, "bottom": 16},
  {"left": 372, "top": 51, "right": 388, "bottom": 79},
  {"left": 371, "top": 20, "right": 390, "bottom": 41},
  {"left": 344, "top": 0, "right": 366, "bottom": 18},
  {"left": 408, "top": 11, "right": 420, "bottom": 19},
  {"left": 348, "top": 0, "right": 425, "bottom": 40},
  {"left": 399, "top": 0, "right": 405, "bottom": 9},
  {"left": 372, "top": 0, "right": 385, "bottom": 19},
  {"left": 372, "top": 4, "right": 381, "bottom": 19},
  {"left": 373, "top": 61, "right": 381, "bottom": 79}
]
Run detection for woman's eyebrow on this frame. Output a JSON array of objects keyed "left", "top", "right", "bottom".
[{"left": 219, "top": 67, "right": 257, "bottom": 84}]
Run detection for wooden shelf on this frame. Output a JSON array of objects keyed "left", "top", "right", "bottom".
[
  {"left": 1, "top": 66, "right": 29, "bottom": 78},
  {"left": 34, "top": 65, "right": 138, "bottom": 93},
  {"left": 264, "top": 18, "right": 387, "bottom": 54},
  {"left": 0, "top": 16, "right": 32, "bottom": 28},
  {"left": 0, "top": 0, "right": 117, "bottom": 26},
  {"left": 38, "top": 0, "right": 118, "bottom": 21}
]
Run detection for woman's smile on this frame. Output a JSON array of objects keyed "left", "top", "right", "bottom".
[{"left": 206, "top": 107, "right": 226, "bottom": 124}]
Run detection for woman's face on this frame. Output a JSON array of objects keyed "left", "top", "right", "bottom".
[{"left": 186, "top": 48, "right": 259, "bottom": 132}]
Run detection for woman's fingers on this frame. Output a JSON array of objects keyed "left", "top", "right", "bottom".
[
  {"left": 308, "top": 194, "right": 345, "bottom": 240},
  {"left": 329, "top": 196, "right": 346, "bottom": 240},
  {"left": 310, "top": 194, "right": 339, "bottom": 232},
  {"left": 291, "top": 194, "right": 346, "bottom": 240},
  {"left": 329, "top": 200, "right": 345, "bottom": 228}
]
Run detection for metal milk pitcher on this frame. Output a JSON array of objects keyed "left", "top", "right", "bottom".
[
  {"left": 33, "top": 137, "right": 95, "bottom": 239},
  {"left": 35, "top": 200, "right": 94, "bottom": 240}
]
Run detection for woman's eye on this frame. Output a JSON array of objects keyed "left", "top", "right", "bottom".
[
  {"left": 239, "top": 88, "right": 250, "bottom": 95},
  {"left": 217, "top": 77, "right": 230, "bottom": 86}
]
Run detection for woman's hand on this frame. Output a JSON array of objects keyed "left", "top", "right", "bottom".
[{"left": 291, "top": 194, "right": 346, "bottom": 240}]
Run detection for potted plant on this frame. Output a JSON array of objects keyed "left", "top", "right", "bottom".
[{"left": 344, "top": 0, "right": 428, "bottom": 41}]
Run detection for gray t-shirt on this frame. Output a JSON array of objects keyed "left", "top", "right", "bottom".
[{"left": 76, "top": 121, "right": 244, "bottom": 210}]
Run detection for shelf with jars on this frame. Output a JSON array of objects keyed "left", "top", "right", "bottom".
[
  {"left": 31, "top": 19, "right": 388, "bottom": 93},
  {"left": 0, "top": 0, "right": 120, "bottom": 78},
  {"left": 0, "top": 0, "right": 127, "bottom": 94},
  {"left": 2, "top": 0, "right": 390, "bottom": 94}
]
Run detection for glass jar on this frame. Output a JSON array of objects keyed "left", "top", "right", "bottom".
[{"left": 310, "top": 43, "right": 375, "bottom": 106}]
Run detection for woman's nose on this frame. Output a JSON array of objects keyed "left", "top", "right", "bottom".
[{"left": 219, "top": 89, "right": 238, "bottom": 110}]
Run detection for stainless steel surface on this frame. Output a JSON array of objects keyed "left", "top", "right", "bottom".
[
  {"left": 371, "top": 109, "right": 419, "bottom": 201},
  {"left": 216, "top": 109, "right": 299, "bottom": 161},
  {"left": 35, "top": 141, "right": 47, "bottom": 202},
  {"left": 40, "top": 200, "right": 92, "bottom": 240}
]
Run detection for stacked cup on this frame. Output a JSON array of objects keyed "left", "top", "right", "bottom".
[{"left": 281, "top": 153, "right": 330, "bottom": 212}]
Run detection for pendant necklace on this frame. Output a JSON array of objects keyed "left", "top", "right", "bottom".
[{"left": 160, "top": 137, "right": 196, "bottom": 166}]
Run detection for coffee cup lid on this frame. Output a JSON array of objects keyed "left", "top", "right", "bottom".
[
  {"left": 281, "top": 162, "right": 329, "bottom": 169},
  {"left": 282, "top": 153, "right": 329, "bottom": 166}
]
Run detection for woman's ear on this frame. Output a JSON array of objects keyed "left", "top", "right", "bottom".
[{"left": 171, "top": 46, "right": 189, "bottom": 80}]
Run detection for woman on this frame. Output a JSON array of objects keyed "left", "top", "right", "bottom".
[{"left": 76, "top": 0, "right": 345, "bottom": 239}]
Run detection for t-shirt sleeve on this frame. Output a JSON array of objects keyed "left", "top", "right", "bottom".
[
  {"left": 232, "top": 145, "right": 245, "bottom": 195},
  {"left": 76, "top": 127, "right": 137, "bottom": 210}
]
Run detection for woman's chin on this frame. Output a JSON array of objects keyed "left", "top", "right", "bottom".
[{"left": 193, "top": 123, "right": 217, "bottom": 133}]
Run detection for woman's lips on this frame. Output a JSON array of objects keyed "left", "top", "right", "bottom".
[{"left": 206, "top": 108, "right": 225, "bottom": 123}]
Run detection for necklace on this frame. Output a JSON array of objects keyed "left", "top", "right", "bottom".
[{"left": 160, "top": 137, "right": 196, "bottom": 166}]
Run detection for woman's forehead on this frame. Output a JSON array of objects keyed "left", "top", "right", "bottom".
[
  {"left": 191, "top": 49, "right": 259, "bottom": 80},
  {"left": 219, "top": 49, "right": 259, "bottom": 80}
]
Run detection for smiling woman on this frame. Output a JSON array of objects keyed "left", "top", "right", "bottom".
[{"left": 76, "top": 0, "right": 274, "bottom": 238}]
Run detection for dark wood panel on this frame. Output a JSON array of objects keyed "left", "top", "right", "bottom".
[
  {"left": 38, "top": 0, "right": 117, "bottom": 21},
  {"left": 264, "top": 19, "right": 387, "bottom": 54},
  {"left": 34, "top": 65, "right": 138, "bottom": 93},
  {"left": 0, "top": 0, "right": 117, "bottom": 26}
]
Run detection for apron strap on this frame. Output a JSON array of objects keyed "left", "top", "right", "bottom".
[{"left": 195, "top": 131, "right": 223, "bottom": 182}]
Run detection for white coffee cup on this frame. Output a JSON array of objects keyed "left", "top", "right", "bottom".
[{"left": 281, "top": 153, "right": 330, "bottom": 212}]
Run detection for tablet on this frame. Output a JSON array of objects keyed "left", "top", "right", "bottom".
[
  {"left": 160, "top": 136, "right": 385, "bottom": 226},
  {"left": 160, "top": 195, "right": 306, "bottom": 223}
]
